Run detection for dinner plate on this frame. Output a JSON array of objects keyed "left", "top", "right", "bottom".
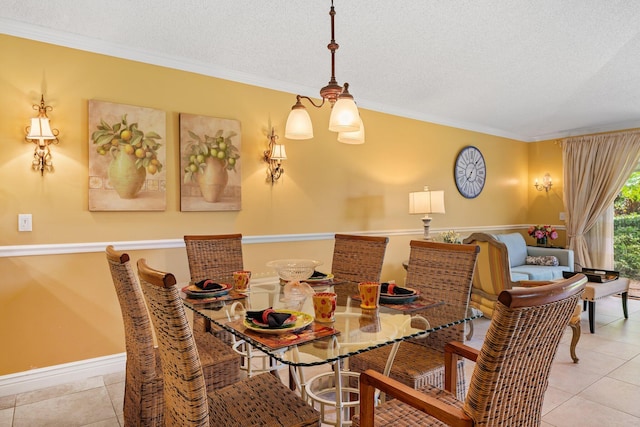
[
  {"left": 246, "top": 313, "right": 298, "bottom": 329},
  {"left": 303, "top": 273, "right": 334, "bottom": 283},
  {"left": 181, "top": 283, "right": 232, "bottom": 299},
  {"left": 243, "top": 310, "right": 313, "bottom": 335},
  {"left": 379, "top": 288, "right": 419, "bottom": 304}
]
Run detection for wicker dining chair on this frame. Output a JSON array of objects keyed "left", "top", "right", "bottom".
[
  {"left": 184, "top": 234, "right": 244, "bottom": 284},
  {"left": 136, "top": 258, "right": 320, "bottom": 426},
  {"left": 349, "top": 240, "right": 479, "bottom": 401},
  {"left": 184, "top": 234, "right": 283, "bottom": 376},
  {"left": 355, "top": 273, "right": 587, "bottom": 427},
  {"left": 331, "top": 234, "right": 389, "bottom": 305},
  {"left": 105, "top": 246, "right": 241, "bottom": 426},
  {"left": 184, "top": 234, "right": 243, "bottom": 341}
]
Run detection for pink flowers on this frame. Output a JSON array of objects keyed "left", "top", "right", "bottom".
[{"left": 528, "top": 225, "right": 558, "bottom": 240}]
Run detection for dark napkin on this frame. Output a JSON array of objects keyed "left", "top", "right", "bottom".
[
  {"left": 381, "top": 282, "right": 414, "bottom": 295},
  {"left": 194, "top": 279, "right": 224, "bottom": 291},
  {"left": 309, "top": 270, "right": 328, "bottom": 279},
  {"left": 246, "top": 308, "right": 292, "bottom": 327}
]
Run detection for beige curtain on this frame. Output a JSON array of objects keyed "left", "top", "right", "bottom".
[
  {"left": 562, "top": 131, "right": 640, "bottom": 270},
  {"left": 585, "top": 205, "right": 614, "bottom": 269}
]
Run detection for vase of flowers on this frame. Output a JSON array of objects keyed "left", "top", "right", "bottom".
[
  {"left": 527, "top": 225, "right": 558, "bottom": 247},
  {"left": 440, "top": 230, "right": 462, "bottom": 244}
]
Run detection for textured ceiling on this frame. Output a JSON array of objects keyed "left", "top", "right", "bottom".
[{"left": 3, "top": 0, "right": 640, "bottom": 141}]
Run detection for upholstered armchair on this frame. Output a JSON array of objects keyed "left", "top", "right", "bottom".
[
  {"left": 462, "top": 233, "right": 517, "bottom": 318},
  {"left": 462, "top": 232, "right": 574, "bottom": 317},
  {"left": 462, "top": 232, "right": 582, "bottom": 362}
]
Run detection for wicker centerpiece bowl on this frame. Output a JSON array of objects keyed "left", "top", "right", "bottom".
[{"left": 266, "top": 259, "right": 323, "bottom": 282}]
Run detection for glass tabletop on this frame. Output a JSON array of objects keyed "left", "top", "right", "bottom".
[{"left": 182, "top": 278, "right": 481, "bottom": 367}]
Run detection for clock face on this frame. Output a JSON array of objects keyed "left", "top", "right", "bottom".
[{"left": 454, "top": 146, "right": 486, "bottom": 199}]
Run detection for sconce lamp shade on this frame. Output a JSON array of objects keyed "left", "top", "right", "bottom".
[
  {"left": 270, "top": 143, "right": 287, "bottom": 160},
  {"left": 27, "top": 117, "right": 56, "bottom": 140},
  {"left": 285, "top": 105, "right": 313, "bottom": 140},
  {"left": 328, "top": 96, "right": 360, "bottom": 132},
  {"left": 409, "top": 189, "right": 446, "bottom": 216},
  {"left": 337, "top": 116, "right": 365, "bottom": 144}
]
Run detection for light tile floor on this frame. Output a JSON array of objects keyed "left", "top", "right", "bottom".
[{"left": 1, "top": 295, "right": 639, "bottom": 426}]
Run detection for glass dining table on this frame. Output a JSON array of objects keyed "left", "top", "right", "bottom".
[{"left": 181, "top": 277, "right": 481, "bottom": 426}]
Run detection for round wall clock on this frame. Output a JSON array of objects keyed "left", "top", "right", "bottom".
[{"left": 454, "top": 146, "right": 486, "bottom": 199}]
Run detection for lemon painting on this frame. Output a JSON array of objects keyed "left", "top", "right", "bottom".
[
  {"left": 88, "top": 100, "right": 166, "bottom": 211},
  {"left": 179, "top": 114, "right": 241, "bottom": 211}
]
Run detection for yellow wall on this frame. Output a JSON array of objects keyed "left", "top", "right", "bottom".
[
  {"left": 527, "top": 139, "right": 567, "bottom": 245},
  {"left": 1, "top": 35, "right": 536, "bottom": 375}
]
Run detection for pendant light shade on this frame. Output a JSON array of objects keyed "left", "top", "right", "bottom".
[
  {"left": 285, "top": 102, "right": 314, "bottom": 140},
  {"left": 337, "top": 116, "right": 365, "bottom": 144},
  {"left": 328, "top": 94, "right": 360, "bottom": 132}
]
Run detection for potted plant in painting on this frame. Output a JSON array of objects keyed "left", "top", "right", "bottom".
[
  {"left": 91, "top": 115, "right": 163, "bottom": 199},
  {"left": 183, "top": 130, "right": 240, "bottom": 202}
]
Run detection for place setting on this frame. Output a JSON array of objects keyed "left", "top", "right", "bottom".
[
  {"left": 223, "top": 305, "right": 340, "bottom": 350},
  {"left": 180, "top": 272, "right": 251, "bottom": 304},
  {"left": 352, "top": 280, "right": 443, "bottom": 312},
  {"left": 243, "top": 308, "right": 314, "bottom": 335}
]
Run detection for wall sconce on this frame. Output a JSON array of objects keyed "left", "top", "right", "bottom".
[
  {"left": 534, "top": 173, "right": 553, "bottom": 192},
  {"left": 263, "top": 128, "right": 287, "bottom": 184},
  {"left": 25, "top": 95, "right": 59, "bottom": 175},
  {"left": 409, "top": 186, "right": 446, "bottom": 240}
]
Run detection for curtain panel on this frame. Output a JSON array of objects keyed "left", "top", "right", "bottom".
[{"left": 562, "top": 131, "right": 640, "bottom": 270}]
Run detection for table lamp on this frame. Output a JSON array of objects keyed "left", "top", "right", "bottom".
[{"left": 409, "top": 186, "right": 445, "bottom": 239}]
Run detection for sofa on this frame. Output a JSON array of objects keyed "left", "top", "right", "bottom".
[{"left": 494, "top": 232, "right": 574, "bottom": 281}]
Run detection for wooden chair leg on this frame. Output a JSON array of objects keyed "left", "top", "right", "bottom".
[
  {"left": 569, "top": 321, "right": 580, "bottom": 363},
  {"left": 587, "top": 301, "right": 595, "bottom": 333},
  {"left": 622, "top": 292, "right": 629, "bottom": 319},
  {"left": 465, "top": 319, "right": 474, "bottom": 340}
]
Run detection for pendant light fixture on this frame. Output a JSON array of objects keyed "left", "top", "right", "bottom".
[{"left": 284, "top": 1, "right": 365, "bottom": 144}]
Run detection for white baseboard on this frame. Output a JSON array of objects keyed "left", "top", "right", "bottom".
[{"left": 0, "top": 353, "right": 126, "bottom": 398}]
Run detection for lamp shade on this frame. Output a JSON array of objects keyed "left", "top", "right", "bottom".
[
  {"left": 409, "top": 189, "right": 445, "bottom": 215},
  {"left": 328, "top": 97, "right": 360, "bottom": 132},
  {"left": 27, "top": 117, "right": 56, "bottom": 140},
  {"left": 285, "top": 107, "right": 313, "bottom": 140},
  {"left": 337, "top": 116, "right": 365, "bottom": 144},
  {"left": 270, "top": 143, "right": 287, "bottom": 160}
]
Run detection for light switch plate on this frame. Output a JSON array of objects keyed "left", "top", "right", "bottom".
[{"left": 18, "top": 214, "right": 32, "bottom": 232}]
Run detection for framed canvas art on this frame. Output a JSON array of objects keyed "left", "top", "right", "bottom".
[
  {"left": 179, "top": 114, "right": 242, "bottom": 211},
  {"left": 88, "top": 100, "right": 166, "bottom": 211}
]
